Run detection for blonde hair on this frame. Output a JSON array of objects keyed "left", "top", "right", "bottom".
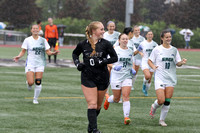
[{"left": 85, "top": 21, "right": 101, "bottom": 57}]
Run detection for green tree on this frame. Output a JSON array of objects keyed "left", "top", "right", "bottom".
[
  {"left": 0, "top": 0, "right": 41, "bottom": 28},
  {"left": 58, "top": 0, "right": 91, "bottom": 19}
]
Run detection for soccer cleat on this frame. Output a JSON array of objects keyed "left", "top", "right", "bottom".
[
  {"left": 142, "top": 84, "right": 148, "bottom": 96},
  {"left": 104, "top": 95, "right": 110, "bottom": 110},
  {"left": 149, "top": 104, "right": 155, "bottom": 119},
  {"left": 33, "top": 99, "right": 39, "bottom": 104},
  {"left": 26, "top": 81, "right": 32, "bottom": 91},
  {"left": 124, "top": 117, "right": 131, "bottom": 125},
  {"left": 159, "top": 120, "right": 167, "bottom": 127},
  {"left": 92, "top": 129, "right": 101, "bottom": 133}
]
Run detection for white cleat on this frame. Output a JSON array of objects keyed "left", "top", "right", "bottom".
[
  {"left": 33, "top": 99, "right": 39, "bottom": 104},
  {"left": 159, "top": 120, "right": 167, "bottom": 127}
]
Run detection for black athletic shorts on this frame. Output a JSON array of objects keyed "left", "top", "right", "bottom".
[
  {"left": 48, "top": 38, "right": 57, "bottom": 48},
  {"left": 81, "top": 73, "right": 109, "bottom": 91}
]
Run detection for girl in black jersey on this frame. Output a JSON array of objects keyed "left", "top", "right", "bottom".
[{"left": 72, "top": 21, "right": 118, "bottom": 133}]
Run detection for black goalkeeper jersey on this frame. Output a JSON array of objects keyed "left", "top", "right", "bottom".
[{"left": 72, "top": 39, "right": 118, "bottom": 84}]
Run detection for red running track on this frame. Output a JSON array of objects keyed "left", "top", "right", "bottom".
[{"left": 1, "top": 44, "right": 200, "bottom": 51}]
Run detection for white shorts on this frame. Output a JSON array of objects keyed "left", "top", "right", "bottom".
[
  {"left": 134, "top": 58, "right": 142, "bottom": 66},
  {"left": 154, "top": 81, "right": 175, "bottom": 90},
  {"left": 111, "top": 78, "right": 132, "bottom": 90},
  {"left": 25, "top": 66, "right": 45, "bottom": 73},
  {"left": 141, "top": 60, "right": 154, "bottom": 72}
]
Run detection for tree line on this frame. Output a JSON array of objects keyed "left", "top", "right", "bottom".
[{"left": 0, "top": 0, "right": 199, "bottom": 29}]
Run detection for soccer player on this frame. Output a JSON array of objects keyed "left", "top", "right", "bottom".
[
  {"left": 104, "top": 34, "right": 136, "bottom": 125},
  {"left": 13, "top": 24, "right": 59, "bottom": 104},
  {"left": 138, "top": 31, "right": 158, "bottom": 96},
  {"left": 45, "top": 18, "right": 59, "bottom": 63},
  {"left": 103, "top": 21, "right": 120, "bottom": 46},
  {"left": 131, "top": 25, "right": 145, "bottom": 90},
  {"left": 72, "top": 21, "right": 118, "bottom": 133},
  {"left": 103, "top": 21, "right": 120, "bottom": 100},
  {"left": 148, "top": 30, "right": 187, "bottom": 126}
]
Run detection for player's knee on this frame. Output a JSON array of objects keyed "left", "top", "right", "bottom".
[
  {"left": 35, "top": 79, "right": 42, "bottom": 85},
  {"left": 164, "top": 98, "right": 171, "bottom": 106},
  {"left": 158, "top": 98, "right": 165, "bottom": 105},
  {"left": 28, "top": 81, "right": 34, "bottom": 86},
  {"left": 145, "top": 75, "right": 151, "bottom": 80}
]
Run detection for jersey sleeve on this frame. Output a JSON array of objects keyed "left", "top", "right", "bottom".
[
  {"left": 44, "top": 39, "right": 50, "bottom": 50},
  {"left": 113, "top": 40, "right": 119, "bottom": 47},
  {"left": 149, "top": 47, "right": 157, "bottom": 63},
  {"left": 21, "top": 38, "right": 28, "bottom": 49},
  {"left": 175, "top": 50, "right": 182, "bottom": 64},
  {"left": 72, "top": 42, "right": 83, "bottom": 66},
  {"left": 103, "top": 42, "right": 118, "bottom": 64}
]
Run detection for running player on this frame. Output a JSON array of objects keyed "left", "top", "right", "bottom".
[
  {"left": 131, "top": 25, "right": 145, "bottom": 90},
  {"left": 104, "top": 34, "right": 136, "bottom": 125},
  {"left": 13, "top": 24, "right": 59, "bottom": 104},
  {"left": 72, "top": 21, "right": 118, "bottom": 133},
  {"left": 103, "top": 21, "right": 120, "bottom": 99},
  {"left": 139, "top": 31, "right": 158, "bottom": 96},
  {"left": 103, "top": 21, "right": 120, "bottom": 46},
  {"left": 45, "top": 18, "right": 59, "bottom": 63},
  {"left": 148, "top": 30, "right": 187, "bottom": 126}
]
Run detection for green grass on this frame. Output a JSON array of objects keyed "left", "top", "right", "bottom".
[
  {"left": 0, "top": 47, "right": 200, "bottom": 132},
  {"left": 1, "top": 47, "right": 200, "bottom": 67},
  {"left": 0, "top": 66, "right": 200, "bottom": 133}
]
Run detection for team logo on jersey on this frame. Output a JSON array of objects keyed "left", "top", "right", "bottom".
[
  {"left": 40, "top": 43, "right": 43, "bottom": 45},
  {"left": 160, "top": 84, "right": 163, "bottom": 87},
  {"left": 116, "top": 85, "right": 120, "bottom": 88},
  {"left": 129, "top": 54, "right": 132, "bottom": 57},
  {"left": 171, "top": 54, "right": 175, "bottom": 56}
]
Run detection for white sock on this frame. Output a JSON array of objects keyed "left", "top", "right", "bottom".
[
  {"left": 123, "top": 101, "right": 130, "bottom": 118},
  {"left": 146, "top": 83, "right": 151, "bottom": 91},
  {"left": 108, "top": 95, "right": 114, "bottom": 103},
  {"left": 132, "top": 75, "right": 138, "bottom": 86},
  {"left": 143, "top": 77, "right": 149, "bottom": 84},
  {"left": 153, "top": 99, "right": 161, "bottom": 109},
  {"left": 160, "top": 105, "right": 170, "bottom": 121},
  {"left": 34, "top": 85, "right": 42, "bottom": 100}
]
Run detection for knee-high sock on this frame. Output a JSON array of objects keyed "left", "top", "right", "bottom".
[
  {"left": 160, "top": 105, "right": 170, "bottom": 121},
  {"left": 152, "top": 99, "right": 161, "bottom": 114},
  {"left": 108, "top": 95, "right": 114, "bottom": 103},
  {"left": 48, "top": 56, "right": 51, "bottom": 63},
  {"left": 54, "top": 55, "right": 57, "bottom": 63},
  {"left": 146, "top": 83, "right": 151, "bottom": 91},
  {"left": 96, "top": 108, "right": 101, "bottom": 117},
  {"left": 123, "top": 101, "right": 130, "bottom": 118},
  {"left": 34, "top": 85, "right": 42, "bottom": 100},
  {"left": 87, "top": 109, "right": 97, "bottom": 130}
]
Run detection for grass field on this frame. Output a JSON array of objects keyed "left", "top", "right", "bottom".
[{"left": 0, "top": 47, "right": 200, "bottom": 133}]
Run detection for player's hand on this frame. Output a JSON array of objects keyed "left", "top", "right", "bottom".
[
  {"left": 131, "top": 68, "right": 136, "bottom": 75},
  {"left": 113, "top": 65, "right": 122, "bottom": 71},
  {"left": 77, "top": 63, "right": 85, "bottom": 71},
  {"left": 53, "top": 50, "right": 60, "bottom": 55},
  {"left": 13, "top": 56, "right": 20, "bottom": 62},
  {"left": 182, "top": 58, "right": 187, "bottom": 65}
]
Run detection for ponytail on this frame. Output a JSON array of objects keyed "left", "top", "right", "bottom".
[{"left": 85, "top": 21, "right": 101, "bottom": 57}]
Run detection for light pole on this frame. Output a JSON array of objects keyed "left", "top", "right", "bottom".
[{"left": 125, "top": 0, "right": 134, "bottom": 27}]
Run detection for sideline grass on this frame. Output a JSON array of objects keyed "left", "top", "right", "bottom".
[{"left": 0, "top": 66, "right": 200, "bottom": 133}]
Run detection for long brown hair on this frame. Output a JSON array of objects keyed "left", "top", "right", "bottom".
[{"left": 85, "top": 21, "right": 101, "bottom": 57}]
